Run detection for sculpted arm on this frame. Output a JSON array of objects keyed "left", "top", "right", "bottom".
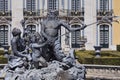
[
  {"left": 59, "top": 21, "right": 87, "bottom": 31},
  {"left": 30, "top": 41, "right": 47, "bottom": 48}
]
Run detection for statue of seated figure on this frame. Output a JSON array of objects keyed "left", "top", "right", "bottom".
[{"left": 8, "top": 28, "right": 31, "bottom": 72}]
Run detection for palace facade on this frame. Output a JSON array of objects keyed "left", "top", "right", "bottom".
[{"left": 0, "top": 0, "right": 118, "bottom": 50}]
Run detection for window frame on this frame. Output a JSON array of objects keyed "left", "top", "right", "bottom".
[
  {"left": 71, "top": 25, "right": 83, "bottom": 48},
  {"left": 48, "top": 0, "right": 59, "bottom": 10},
  {"left": 100, "top": 25, "right": 109, "bottom": 48},
  {"left": 0, "top": 0, "right": 8, "bottom": 12},
  {"left": 0, "top": 25, "right": 8, "bottom": 45},
  {"left": 27, "top": 25, "right": 36, "bottom": 33},
  {"left": 26, "top": 0, "right": 36, "bottom": 12}
]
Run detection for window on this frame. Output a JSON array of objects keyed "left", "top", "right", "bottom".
[
  {"left": 71, "top": 0, "right": 84, "bottom": 11},
  {"left": 96, "top": 0, "right": 112, "bottom": 11},
  {"left": 0, "top": 0, "right": 8, "bottom": 12},
  {"left": 100, "top": 25, "right": 109, "bottom": 48},
  {"left": 48, "top": 0, "right": 59, "bottom": 10},
  {"left": 70, "top": 0, "right": 84, "bottom": 16},
  {"left": 97, "top": 0, "right": 112, "bottom": 16},
  {"left": 0, "top": 25, "right": 8, "bottom": 45},
  {"left": 61, "top": 0, "right": 64, "bottom": 9},
  {"left": 27, "top": 25, "right": 36, "bottom": 33},
  {"left": 71, "top": 25, "right": 81, "bottom": 48},
  {"left": 99, "top": 0, "right": 110, "bottom": 11},
  {"left": 26, "top": 0, "right": 36, "bottom": 11},
  {"left": 72, "top": 0, "right": 80, "bottom": 11}
]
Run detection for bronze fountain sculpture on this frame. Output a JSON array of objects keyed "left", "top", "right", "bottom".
[{"left": 0, "top": 10, "right": 118, "bottom": 80}]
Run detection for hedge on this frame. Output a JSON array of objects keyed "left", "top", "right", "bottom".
[
  {"left": 0, "top": 50, "right": 4, "bottom": 55},
  {"left": 0, "top": 50, "right": 10, "bottom": 64},
  {"left": 76, "top": 50, "right": 120, "bottom": 65},
  {"left": 0, "top": 50, "right": 11, "bottom": 55},
  {"left": 84, "top": 57, "right": 120, "bottom": 65},
  {"left": 0, "top": 50, "right": 9, "bottom": 64},
  {"left": 117, "top": 45, "right": 120, "bottom": 51},
  {"left": 0, "top": 56, "right": 7, "bottom": 64}
]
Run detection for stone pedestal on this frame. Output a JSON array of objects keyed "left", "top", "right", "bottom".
[{"left": 94, "top": 46, "right": 102, "bottom": 57}]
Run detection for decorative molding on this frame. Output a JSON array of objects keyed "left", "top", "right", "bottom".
[
  {"left": 69, "top": 17, "right": 84, "bottom": 24},
  {"left": 25, "top": 17, "right": 38, "bottom": 25},
  {"left": 0, "top": 17, "right": 11, "bottom": 25},
  {"left": 97, "top": 21, "right": 112, "bottom": 25}
]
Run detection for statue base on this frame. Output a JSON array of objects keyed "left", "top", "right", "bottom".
[{"left": 0, "top": 61, "right": 85, "bottom": 80}]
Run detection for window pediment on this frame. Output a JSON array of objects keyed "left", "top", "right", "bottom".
[
  {"left": 25, "top": 17, "right": 38, "bottom": 25},
  {"left": 0, "top": 17, "right": 10, "bottom": 25},
  {"left": 69, "top": 17, "right": 84, "bottom": 24}
]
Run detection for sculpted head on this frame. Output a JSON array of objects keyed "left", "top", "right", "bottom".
[
  {"left": 12, "top": 28, "right": 21, "bottom": 37},
  {"left": 47, "top": 10, "right": 58, "bottom": 20}
]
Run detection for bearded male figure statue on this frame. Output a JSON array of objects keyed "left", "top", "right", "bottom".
[{"left": 40, "top": 10, "right": 87, "bottom": 63}]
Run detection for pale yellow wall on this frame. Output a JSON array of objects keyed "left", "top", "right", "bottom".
[{"left": 113, "top": 0, "right": 120, "bottom": 45}]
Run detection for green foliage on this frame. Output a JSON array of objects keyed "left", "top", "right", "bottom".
[
  {"left": 0, "top": 50, "right": 11, "bottom": 64},
  {"left": 76, "top": 50, "right": 120, "bottom": 65},
  {"left": 94, "top": 57, "right": 120, "bottom": 65},
  {"left": 84, "top": 57, "right": 120, "bottom": 65},
  {"left": 0, "top": 55, "right": 7, "bottom": 64},
  {"left": 117, "top": 45, "right": 120, "bottom": 51},
  {"left": 0, "top": 50, "right": 11, "bottom": 55},
  {"left": 0, "top": 50, "right": 4, "bottom": 55},
  {"left": 75, "top": 51, "right": 94, "bottom": 64}
]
